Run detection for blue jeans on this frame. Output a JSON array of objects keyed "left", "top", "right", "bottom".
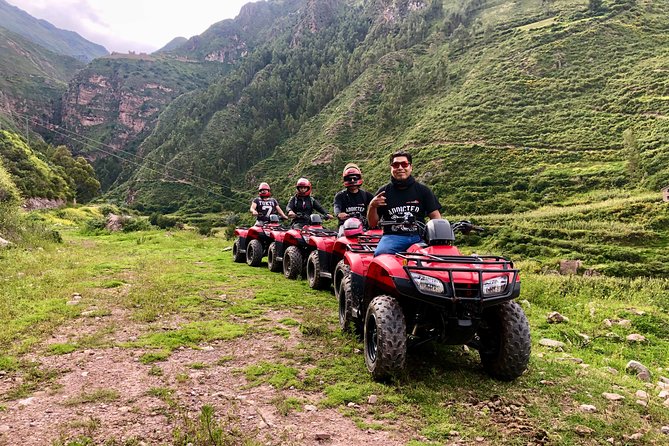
[{"left": 374, "top": 234, "right": 421, "bottom": 256}]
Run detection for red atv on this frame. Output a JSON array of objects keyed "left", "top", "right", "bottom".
[
  {"left": 232, "top": 215, "right": 284, "bottom": 265},
  {"left": 332, "top": 229, "right": 381, "bottom": 335},
  {"left": 281, "top": 213, "right": 337, "bottom": 280},
  {"left": 265, "top": 219, "right": 291, "bottom": 273},
  {"left": 244, "top": 215, "right": 288, "bottom": 267},
  {"left": 340, "top": 217, "right": 530, "bottom": 381},
  {"left": 306, "top": 214, "right": 381, "bottom": 291}
]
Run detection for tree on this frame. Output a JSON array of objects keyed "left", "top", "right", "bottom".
[{"left": 589, "top": 0, "right": 603, "bottom": 14}]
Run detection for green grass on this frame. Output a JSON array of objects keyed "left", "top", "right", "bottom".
[
  {"left": 47, "top": 343, "right": 77, "bottom": 355},
  {"left": 1, "top": 215, "right": 668, "bottom": 443},
  {"left": 63, "top": 389, "right": 121, "bottom": 406}
]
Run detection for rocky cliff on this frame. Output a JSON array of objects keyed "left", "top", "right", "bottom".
[{"left": 58, "top": 56, "right": 217, "bottom": 161}]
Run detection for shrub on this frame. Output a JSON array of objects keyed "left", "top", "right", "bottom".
[
  {"left": 80, "top": 217, "right": 107, "bottom": 235},
  {"left": 152, "top": 213, "right": 180, "bottom": 229},
  {"left": 122, "top": 216, "right": 152, "bottom": 232}
]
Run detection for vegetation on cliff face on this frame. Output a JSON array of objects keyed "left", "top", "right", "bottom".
[
  {"left": 0, "top": 130, "right": 99, "bottom": 202},
  {"left": 0, "top": 156, "right": 62, "bottom": 247},
  {"left": 0, "top": 25, "right": 84, "bottom": 129},
  {"left": 57, "top": 56, "right": 228, "bottom": 191},
  {"left": 0, "top": 157, "right": 19, "bottom": 206}
]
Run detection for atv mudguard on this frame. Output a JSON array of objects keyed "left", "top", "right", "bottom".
[
  {"left": 364, "top": 255, "right": 405, "bottom": 298},
  {"left": 283, "top": 229, "right": 304, "bottom": 247},
  {"left": 234, "top": 227, "right": 250, "bottom": 238},
  {"left": 246, "top": 225, "right": 263, "bottom": 241}
]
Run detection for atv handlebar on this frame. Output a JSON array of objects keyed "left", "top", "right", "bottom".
[
  {"left": 451, "top": 220, "right": 484, "bottom": 235},
  {"left": 378, "top": 217, "right": 484, "bottom": 237},
  {"left": 342, "top": 212, "right": 369, "bottom": 226}
]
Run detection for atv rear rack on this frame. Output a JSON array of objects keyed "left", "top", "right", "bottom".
[
  {"left": 347, "top": 234, "right": 381, "bottom": 253},
  {"left": 302, "top": 228, "right": 338, "bottom": 237},
  {"left": 394, "top": 252, "right": 520, "bottom": 306}
]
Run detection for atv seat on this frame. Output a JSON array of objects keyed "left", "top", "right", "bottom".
[{"left": 425, "top": 219, "right": 455, "bottom": 245}]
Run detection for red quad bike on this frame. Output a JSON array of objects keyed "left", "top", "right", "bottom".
[
  {"left": 332, "top": 228, "right": 381, "bottom": 336},
  {"left": 232, "top": 215, "right": 283, "bottom": 264},
  {"left": 341, "top": 217, "right": 531, "bottom": 381},
  {"left": 232, "top": 223, "right": 251, "bottom": 263},
  {"left": 265, "top": 219, "right": 291, "bottom": 273},
  {"left": 307, "top": 213, "right": 382, "bottom": 291},
  {"left": 243, "top": 215, "right": 287, "bottom": 267},
  {"left": 281, "top": 214, "right": 337, "bottom": 280}
]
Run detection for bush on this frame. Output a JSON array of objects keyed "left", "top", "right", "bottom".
[
  {"left": 122, "top": 216, "right": 152, "bottom": 232},
  {"left": 99, "top": 204, "right": 121, "bottom": 216},
  {"left": 197, "top": 222, "right": 213, "bottom": 236},
  {"left": 150, "top": 213, "right": 180, "bottom": 229},
  {"left": 80, "top": 217, "right": 107, "bottom": 235}
]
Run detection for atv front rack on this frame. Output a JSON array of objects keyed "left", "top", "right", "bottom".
[{"left": 395, "top": 252, "right": 520, "bottom": 307}]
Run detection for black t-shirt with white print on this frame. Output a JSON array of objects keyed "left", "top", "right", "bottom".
[
  {"left": 252, "top": 197, "right": 280, "bottom": 222},
  {"left": 333, "top": 189, "right": 373, "bottom": 226},
  {"left": 375, "top": 180, "right": 441, "bottom": 235}
]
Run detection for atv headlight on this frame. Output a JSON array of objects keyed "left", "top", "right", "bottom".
[
  {"left": 410, "top": 272, "right": 444, "bottom": 294},
  {"left": 482, "top": 276, "right": 508, "bottom": 295}
]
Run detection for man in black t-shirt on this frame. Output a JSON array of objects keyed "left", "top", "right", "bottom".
[
  {"left": 367, "top": 150, "right": 442, "bottom": 256},
  {"left": 250, "top": 182, "right": 287, "bottom": 225},
  {"left": 333, "top": 163, "right": 373, "bottom": 227}
]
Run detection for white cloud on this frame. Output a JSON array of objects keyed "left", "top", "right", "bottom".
[{"left": 7, "top": 0, "right": 252, "bottom": 53}]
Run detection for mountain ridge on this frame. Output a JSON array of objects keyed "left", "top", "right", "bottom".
[{"left": 0, "top": 0, "right": 108, "bottom": 61}]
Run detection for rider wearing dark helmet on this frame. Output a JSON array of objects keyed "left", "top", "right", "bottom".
[
  {"left": 286, "top": 178, "right": 333, "bottom": 227},
  {"left": 333, "top": 163, "right": 373, "bottom": 227},
  {"left": 250, "top": 182, "right": 287, "bottom": 225}
]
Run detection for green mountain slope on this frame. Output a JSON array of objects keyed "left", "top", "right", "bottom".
[
  {"left": 163, "top": 0, "right": 302, "bottom": 62},
  {"left": 155, "top": 37, "right": 187, "bottom": 54},
  {"left": 0, "top": 0, "right": 107, "bottom": 61},
  {"left": 117, "top": 0, "right": 667, "bottom": 211},
  {"left": 256, "top": 0, "right": 669, "bottom": 205},
  {"left": 0, "top": 26, "right": 84, "bottom": 117},
  {"left": 101, "top": 0, "right": 669, "bottom": 276}
]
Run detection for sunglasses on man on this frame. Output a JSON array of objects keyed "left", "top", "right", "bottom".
[
  {"left": 344, "top": 175, "right": 361, "bottom": 182},
  {"left": 391, "top": 161, "right": 410, "bottom": 169}
]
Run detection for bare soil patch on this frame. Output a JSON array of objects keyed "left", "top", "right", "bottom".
[{"left": 0, "top": 303, "right": 413, "bottom": 445}]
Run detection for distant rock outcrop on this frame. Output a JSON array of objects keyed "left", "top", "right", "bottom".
[{"left": 21, "top": 198, "right": 65, "bottom": 211}]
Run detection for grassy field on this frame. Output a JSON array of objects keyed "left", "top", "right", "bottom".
[{"left": 1, "top": 214, "right": 668, "bottom": 445}]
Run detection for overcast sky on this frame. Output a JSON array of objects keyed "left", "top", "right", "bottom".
[{"left": 7, "top": 0, "right": 252, "bottom": 53}]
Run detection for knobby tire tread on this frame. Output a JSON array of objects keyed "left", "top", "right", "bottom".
[
  {"left": 479, "top": 301, "right": 531, "bottom": 381},
  {"left": 364, "top": 295, "right": 406, "bottom": 380}
]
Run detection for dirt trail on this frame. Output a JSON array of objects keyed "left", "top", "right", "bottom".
[{"left": 0, "top": 306, "right": 413, "bottom": 445}]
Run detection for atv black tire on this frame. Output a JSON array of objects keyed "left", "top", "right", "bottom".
[
  {"left": 364, "top": 295, "right": 406, "bottom": 380},
  {"left": 336, "top": 262, "right": 362, "bottom": 337},
  {"left": 232, "top": 238, "right": 245, "bottom": 263},
  {"left": 267, "top": 242, "right": 282, "bottom": 272},
  {"left": 306, "top": 251, "right": 329, "bottom": 290},
  {"left": 283, "top": 246, "right": 303, "bottom": 280},
  {"left": 333, "top": 259, "right": 349, "bottom": 298},
  {"left": 246, "top": 239, "right": 263, "bottom": 267},
  {"left": 477, "top": 301, "right": 531, "bottom": 381}
]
